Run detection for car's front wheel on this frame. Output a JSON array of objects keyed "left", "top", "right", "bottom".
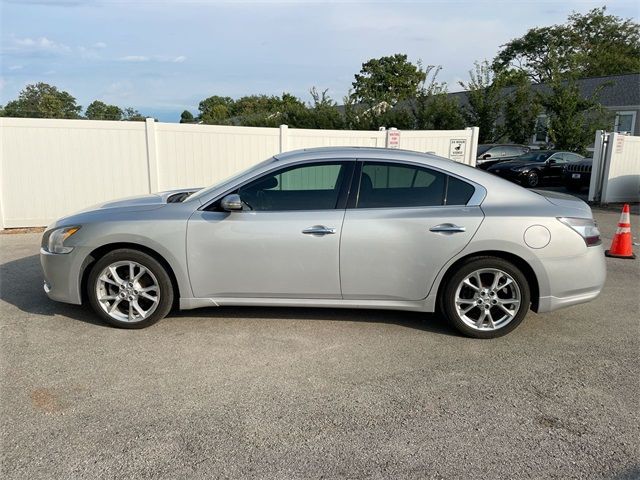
[
  {"left": 441, "top": 257, "right": 531, "bottom": 339},
  {"left": 87, "top": 249, "right": 173, "bottom": 328},
  {"left": 524, "top": 170, "right": 540, "bottom": 188}
]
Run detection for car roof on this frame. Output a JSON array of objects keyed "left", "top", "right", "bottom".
[
  {"left": 273, "top": 147, "right": 469, "bottom": 172},
  {"left": 478, "top": 143, "right": 527, "bottom": 147},
  {"left": 271, "top": 146, "right": 510, "bottom": 190}
]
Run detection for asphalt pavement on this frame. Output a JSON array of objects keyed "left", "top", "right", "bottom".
[{"left": 1, "top": 208, "right": 638, "bottom": 479}]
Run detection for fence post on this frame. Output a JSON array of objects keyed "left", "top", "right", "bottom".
[
  {"left": 279, "top": 124, "right": 289, "bottom": 153},
  {"left": 589, "top": 130, "right": 605, "bottom": 203},
  {"left": 466, "top": 126, "right": 480, "bottom": 166},
  {"left": 144, "top": 118, "right": 160, "bottom": 193},
  {"left": 600, "top": 132, "right": 617, "bottom": 204},
  {"left": 0, "top": 118, "right": 5, "bottom": 229}
]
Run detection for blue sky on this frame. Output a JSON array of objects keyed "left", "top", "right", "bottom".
[{"left": 1, "top": 0, "right": 638, "bottom": 122}]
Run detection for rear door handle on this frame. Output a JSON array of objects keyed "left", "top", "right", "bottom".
[
  {"left": 429, "top": 224, "right": 466, "bottom": 233},
  {"left": 302, "top": 225, "right": 336, "bottom": 236}
]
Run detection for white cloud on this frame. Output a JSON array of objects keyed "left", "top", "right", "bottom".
[
  {"left": 8, "top": 65, "right": 24, "bottom": 71},
  {"left": 10, "top": 36, "right": 71, "bottom": 54},
  {"left": 93, "top": 42, "right": 107, "bottom": 49},
  {"left": 121, "top": 55, "right": 150, "bottom": 62},
  {"left": 0, "top": 77, "right": 6, "bottom": 91},
  {"left": 119, "top": 55, "right": 186, "bottom": 63}
]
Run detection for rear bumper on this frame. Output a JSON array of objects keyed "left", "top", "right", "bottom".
[{"left": 536, "top": 244, "right": 606, "bottom": 313}]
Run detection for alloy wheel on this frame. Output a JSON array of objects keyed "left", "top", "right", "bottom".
[
  {"left": 95, "top": 260, "right": 160, "bottom": 322},
  {"left": 454, "top": 268, "right": 521, "bottom": 331}
]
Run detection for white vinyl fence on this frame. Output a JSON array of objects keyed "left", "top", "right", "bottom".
[
  {"left": 589, "top": 131, "right": 640, "bottom": 204},
  {"left": 0, "top": 117, "right": 479, "bottom": 228}
]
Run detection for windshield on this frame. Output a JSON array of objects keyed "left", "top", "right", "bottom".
[
  {"left": 476, "top": 145, "right": 492, "bottom": 155},
  {"left": 188, "top": 157, "right": 276, "bottom": 202},
  {"left": 514, "top": 151, "right": 553, "bottom": 162}
]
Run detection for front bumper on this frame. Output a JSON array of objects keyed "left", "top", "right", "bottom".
[
  {"left": 40, "top": 247, "right": 88, "bottom": 305},
  {"left": 562, "top": 171, "right": 592, "bottom": 187},
  {"left": 489, "top": 169, "right": 527, "bottom": 183}
]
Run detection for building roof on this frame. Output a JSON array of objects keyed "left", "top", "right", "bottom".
[{"left": 450, "top": 72, "right": 640, "bottom": 108}]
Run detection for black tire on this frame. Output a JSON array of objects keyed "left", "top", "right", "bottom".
[
  {"left": 524, "top": 170, "right": 540, "bottom": 188},
  {"left": 441, "top": 257, "right": 531, "bottom": 339},
  {"left": 87, "top": 249, "right": 173, "bottom": 329}
]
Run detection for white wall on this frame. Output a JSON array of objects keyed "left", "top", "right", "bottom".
[
  {"left": 601, "top": 133, "right": 640, "bottom": 203},
  {"left": 590, "top": 131, "right": 640, "bottom": 204},
  {"left": 0, "top": 117, "right": 479, "bottom": 228}
]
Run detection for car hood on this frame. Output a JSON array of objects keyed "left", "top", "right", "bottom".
[
  {"left": 489, "top": 160, "right": 541, "bottom": 170},
  {"left": 531, "top": 189, "right": 593, "bottom": 218},
  {"left": 82, "top": 188, "right": 202, "bottom": 211},
  {"left": 48, "top": 188, "right": 202, "bottom": 229}
]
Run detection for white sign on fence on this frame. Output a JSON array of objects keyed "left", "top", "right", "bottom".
[
  {"left": 386, "top": 129, "right": 401, "bottom": 149},
  {"left": 449, "top": 139, "right": 467, "bottom": 161}
]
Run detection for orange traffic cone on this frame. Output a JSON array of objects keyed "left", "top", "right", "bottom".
[{"left": 605, "top": 204, "right": 636, "bottom": 259}]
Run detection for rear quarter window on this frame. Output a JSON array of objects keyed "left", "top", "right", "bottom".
[{"left": 446, "top": 176, "right": 475, "bottom": 205}]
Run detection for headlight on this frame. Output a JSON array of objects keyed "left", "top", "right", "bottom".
[
  {"left": 45, "top": 226, "right": 81, "bottom": 254},
  {"left": 558, "top": 217, "right": 601, "bottom": 246},
  {"left": 515, "top": 166, "right": 530, "bottom": 172}
]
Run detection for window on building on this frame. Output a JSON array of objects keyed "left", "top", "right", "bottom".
[
  {"left": 614, "top": 111, "right": 636, "bottom": 134},
  {"left": 533, "top": 115, "right": 548, "bottom": 143}
]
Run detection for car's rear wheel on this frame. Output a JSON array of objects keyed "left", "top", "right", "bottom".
[
  {"left": 87, "top": 249, "right": 173, "bottom": 328},
  {"left": 525, "top": 170, "right": 540, "bottom": 188},
  {"left": 441, "top": 257, "right": 530, "bottom": 339}
]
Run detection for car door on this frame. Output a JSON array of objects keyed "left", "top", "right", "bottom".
[
  {"left": 186, "top": 160, "right": 354, "bottom": 299},
  {"left": 546, "top": 153, "right": 567, "bottom": 183},
  {"left": 340, "top": 161, "right": 484, "bottom": 301}
]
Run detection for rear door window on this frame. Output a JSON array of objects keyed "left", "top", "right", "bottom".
[{"left": 355, "top": 162, "right": 475, "bottom": 208}]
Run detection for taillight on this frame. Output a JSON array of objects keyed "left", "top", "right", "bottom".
[{"left": 557, "top": 217, "right": 601, "bottom": 246}]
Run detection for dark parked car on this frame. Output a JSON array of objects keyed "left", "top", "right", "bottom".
[
  {"left": 563, "top": 158, "right": 592, "bottom": 192},
  {"left": 486, "top": 151, "right": 584, "bottom": 188},
  {"left": 476, "top": 144, "right": 530, "bottom": 167}
]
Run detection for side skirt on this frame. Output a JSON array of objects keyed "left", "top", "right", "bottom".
[{"left": 179, "top": 296, "right": 437, "bottom": 313}]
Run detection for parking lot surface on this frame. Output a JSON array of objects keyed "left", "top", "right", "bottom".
[{"left": 1, "top": 208, "right": 639, "bottom": 479}]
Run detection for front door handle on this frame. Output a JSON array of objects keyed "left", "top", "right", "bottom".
[
  {"left": 302, "top": 225, "right": 336, "bottom": 236},
  {"left": 429, "top": 223, "right": 466, "bottom": 234}
]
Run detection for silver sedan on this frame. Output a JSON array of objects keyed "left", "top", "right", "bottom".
[{"left": 40, "top": 147, "right": 606, "bottom": 338}]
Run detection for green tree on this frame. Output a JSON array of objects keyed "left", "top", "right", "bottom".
[
  {"left": 180, "top": 110, "right": 195, "bottom": 123},
  {"left": 307, "top": 87, "right": 344, "bottom": 129},
  {"left": 198, "top": 95, "right": 234, "bottom": 124},
  {"left": 502, "top": 74, "right": 542, "bottom": 144},
  {"left": 2, "top": 82, "right": 82, "bottom": 118},
  {"left": 413, "top": 66, "right": 466, "bottom": 130},
  {"left": 351, "top": 54, "right": 426, "bottom": 107},
  {"left": 342, "top": 92, "right": 404, "bottom": 131},
  {"left": 85, "top": 100, "right": 123, "bottom": 120},
  {"left": 122, "top": 108, "right": 147, "bottom": 122},
  {"left": 540, "top": 54, "right": 612, "bottom": 154},
  {"left": 494, "top": 7, "right": 640, "bottom": 82},
  {"left": 459, "top": 61, "right": 503, "bottom": 143}
]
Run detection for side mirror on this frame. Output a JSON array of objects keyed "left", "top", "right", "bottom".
[
  {"left": 482, "top": 154, "right": 491, "bottom": 159},
  {"left": 547, "top": 158, "right": 556, "bottom": 165},
  {"left": 221, "top": 193, "right": 243, "bottom": 212}
]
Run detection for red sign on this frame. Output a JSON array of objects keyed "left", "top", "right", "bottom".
[{"left": 387, "top": 129, "right": 400, "bottom": 149}]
